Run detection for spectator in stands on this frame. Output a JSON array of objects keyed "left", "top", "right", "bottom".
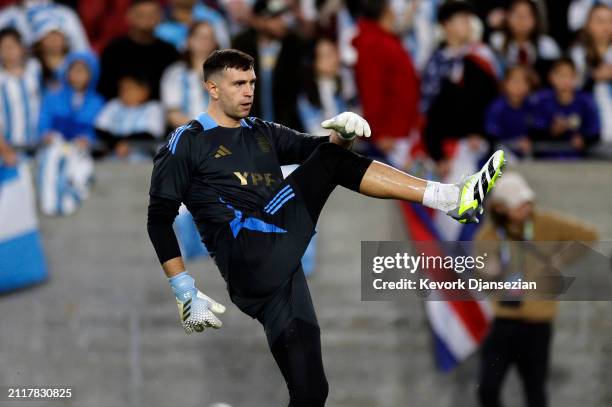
[
  {"left": 530, "top": 57, "right": 600, "bottom": 157},
  {"left": 38, "top": 51, "right": 104, "bottom": 149},
  {"left": 469, "top": 0, "right": 510, "bottom": 38},
  {"left": 298, "top": 37, "right": 347, "bottom": 136},
  {"left": 155, "top": 0, "right": 230, "bottom": 51},
  {"left": 568, "top": 0, "right": 612, "bottom": 34},
  {"left": 0, "top": 0, "right": 90, "bottom": 51},
  {"left": 232, "top": 0, "right": 305, "bottom": 131},
  {"left": 421, "top": 1, "right": 498, "bottom": 171},
  {"left": 32, "top": 22, "right": 70, "bottom": 92},
  {"left": 392, "top": 0, "right": 440, "bottom": 72},
  {"left": 570, "top": 3, "right": 612, "bottom": 151},
  {"left": 96, "top": 74, "right": 164, "bottom": 160},
  {"left": 98, "top": 0, "right": 179, "bottom": 100},
  {"left": 476, "top": 172, "right": 598, "bottom": 407},
  {"left": 352, "top": 0, "right": 419, "bottom": 168},
  {"left": 78, "top": 0, "right": 131, "bottom": 54},
  {"left": 489, "top": 0, "right": 561, "bottom": 80},
  {"left": 485, "top": 65, "right": 538, "bottom": 158},
  {"left": 0, "top": 28, "right": 42, "bottom": 149},
  {"left": 161, "top": 21, "right": 218, "bottom": 128},
  {"left": 570, "top": 3, "right": 612, "bottom": 89}
]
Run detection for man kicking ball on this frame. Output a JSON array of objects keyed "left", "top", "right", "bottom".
[{"left": 147, "top": 49, "right": 505, "bottom": 406}]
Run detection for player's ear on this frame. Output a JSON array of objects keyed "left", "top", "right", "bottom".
[{"left": 205, "top": 80, "right": 219, "bottom": 100}]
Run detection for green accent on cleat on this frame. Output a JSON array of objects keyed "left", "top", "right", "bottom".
[{"left": 447, "top": 150, "right": 506, "bottom": 224}]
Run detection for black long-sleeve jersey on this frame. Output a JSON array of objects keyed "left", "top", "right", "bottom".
[{"left": 148, "top": 113, "right": 328, "bottom": 257}]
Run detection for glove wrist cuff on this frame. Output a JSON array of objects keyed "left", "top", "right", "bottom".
[
  {"left": 336, "top": 131, "right": 356, "bottom": 140},
  {"left": 169, "top": 271, "right": 196, "bottom": 300}
]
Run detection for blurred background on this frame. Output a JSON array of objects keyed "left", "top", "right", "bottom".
[{"left": 0, "top": 0, "right": 610, "bottom": 406}]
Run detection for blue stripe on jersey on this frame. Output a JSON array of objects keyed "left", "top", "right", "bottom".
[
  {"left": 268, "top": 192, "right": 295, "bottom": 215},
  {"left": 169, "top": 124, "right": 189, "bottom": 154},
  {"left": 264, "top": 185, "right": 291, "bottom": 211},
  {"left": 1, "top": 84, "right": 13, "bottom": 143},
  {"left": 265, "top": 188, "right": 294, "bottom": 213},
  {"left": 196, "top": 112, "right": 218, "bottom": 130},
  {"left": 219, "top": 197, "right": 286, "bottom": 237},
  {"left": 18, "top": 78, "right": 31, "bottom": 144},
  {"left": 240, "top": 118, "right": 252, "bottom": 128}
]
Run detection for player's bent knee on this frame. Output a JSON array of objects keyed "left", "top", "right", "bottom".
[
  {"left": 311, "top": 142, "right": 349, "bottom": 162},
  {"left": 308, "top": 143, "right": 372, "bottom": 193}
]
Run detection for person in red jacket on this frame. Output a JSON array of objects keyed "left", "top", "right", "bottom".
[{"left": 352, "top": 0, "right": 420, "bottom": 168}]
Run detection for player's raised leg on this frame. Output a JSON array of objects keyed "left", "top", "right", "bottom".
[
  {"left": 321, "top": 112, "right": 506, "bottom": 224},
  {"left": 358, "top": 150, "right": 506, "bottom": 224}
]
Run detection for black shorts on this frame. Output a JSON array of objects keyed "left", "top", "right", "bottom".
[{"left": 212, "top": 143, "right": 372, "bottom": 344}]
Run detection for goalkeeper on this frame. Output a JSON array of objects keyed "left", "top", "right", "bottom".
[{"left": 147, "top": 49, "right": 505, "bottom": 406}]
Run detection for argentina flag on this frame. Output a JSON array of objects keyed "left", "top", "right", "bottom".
[{"left": 0, "top": 162, "right": 47, "bottom": 293}]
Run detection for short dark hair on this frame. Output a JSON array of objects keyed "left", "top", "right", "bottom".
[
  {"left": 359, "top": 0, "right": 389, "bottom": 20},
  {"left": 437, "top": 1, "right": 475, "bottom": 24},
  {"left": 0, "top": 27, "right": 22, "bottom": 45},
  {"left": 203, "top": 49, "right": 254, "bottom": 81},
  {"left": 550, "top": 57, "right": 577, "bottom": 73}
]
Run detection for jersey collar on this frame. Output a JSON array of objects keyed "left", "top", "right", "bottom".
[{"left": 196, "top": 112, "right": 253, "bottom": 130}]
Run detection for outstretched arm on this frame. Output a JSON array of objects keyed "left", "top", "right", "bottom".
[{"left": 147, "top": 195, "right": 225, "bottom": 334}]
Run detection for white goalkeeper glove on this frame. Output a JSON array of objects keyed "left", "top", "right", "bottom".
[
  {"left": 321, "top": 112, "right": 372, "bottom": 140},
  {"left": 168, "top": 271, "right": 226, "bottom": 334}
]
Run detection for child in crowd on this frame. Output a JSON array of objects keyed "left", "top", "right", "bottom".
[
  {"left": 37, "top": 51, "right": 103, "bottom": 216},
  {"left": 530, "top": 58, "right": 600, "bottom": 157},
  {"left": 95, "top": 74, "right": 164, "bottom": 160},
  {"left": 485, "top": 65, "right": 538, "bottom": 158},
  {"left": 38, "top": 51, "right": 104, "bottom": 148},
  {"left": 0, "top": 27, "right": 42, "bottom": 149}
]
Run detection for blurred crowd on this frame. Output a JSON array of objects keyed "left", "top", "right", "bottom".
[{"left": 0, "top": 0, "right": 611, "bottom": 176}]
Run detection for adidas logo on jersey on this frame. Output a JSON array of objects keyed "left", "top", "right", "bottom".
[{"left": 214, "top": 145, "right": 232, "bottom": 158}]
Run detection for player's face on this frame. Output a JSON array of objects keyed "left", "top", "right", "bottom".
[{"left": 213, "top": 68, "right": 256, "bottom": 120}]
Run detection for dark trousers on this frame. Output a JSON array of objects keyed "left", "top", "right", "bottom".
[
  {"left": 478, "top": 318, "right": 552, "bottom": 407},
  {"left": 216, "top": 143, "right": 372, "bottom": 407}
]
